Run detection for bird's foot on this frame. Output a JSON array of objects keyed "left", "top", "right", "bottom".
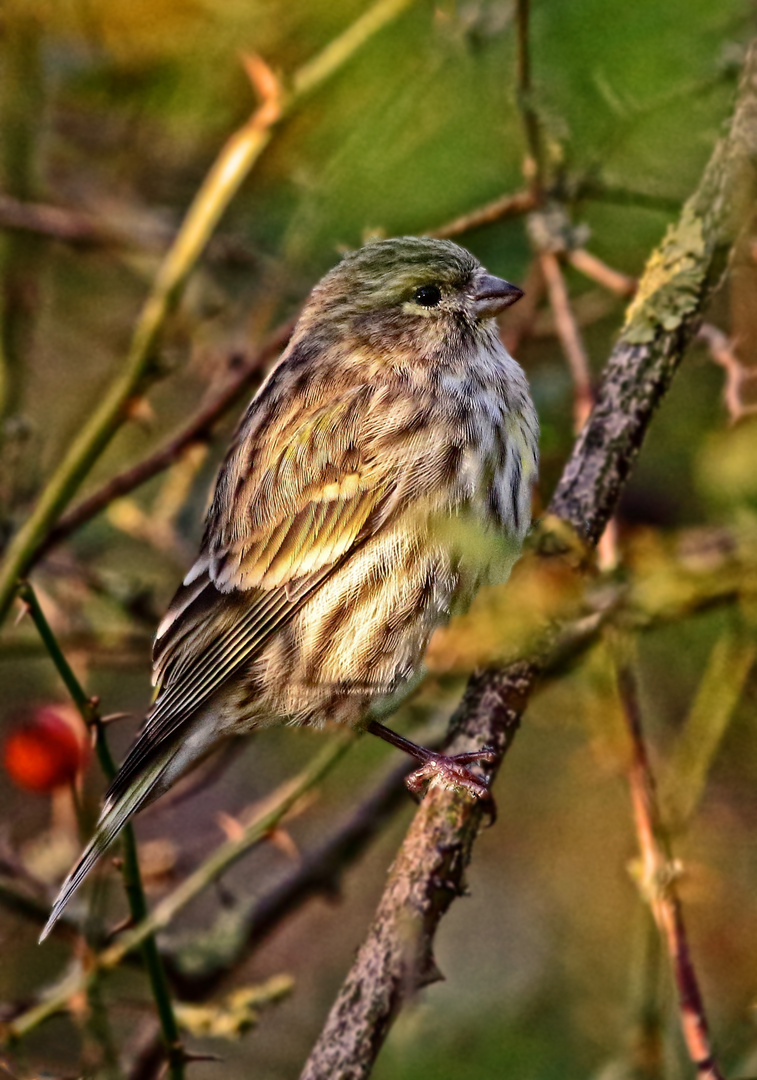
[{"left": 405, "top": 747, "right": 497, "bottom": 820}]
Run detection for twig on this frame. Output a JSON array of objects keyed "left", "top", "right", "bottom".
[
  {"left": 125, "top": 1021, "right": 163, "bottom": 1080},
  {"left": 3, "top": 733, "right": 355, "bottom": 1041},
  {"left": 500, "top": 258, "right": 545, "bottom": 355},
  {"left": 0, "top": 192, "right": 164, "bottom": 251},
  {"left": 0, "top": 0, "right": 420, "bottom": 628},
  {"left": 165, "top": 751, "right": 417, "bottom": 996},
  {"left": 0, "top": 16, "right": 43, "bottom": 463},
  {"left": 539, "top": 250, "right": 594, "bottom": 431},
  {"left": 574, "top": 178, "right": 683, "bottom": 214},
  {"left": 515, "top": 0, "right": 544, "bottom": 193},
  {"left": 567, "top": 248, "right": 638, "bottom": 297},
  {"left": 41, "top": 321, "right": 293, "bottom": 556},
  {"left": 427, "top": 189, "right": 537, "bottom": 239},
  {"left": 298, "top": 40, "right": 757, "bottom": 1080},
  {"left": 614, "top": 648, "right": 725, "bottom": 1080},
  {"left": 697, "top": 321, "right": 757, "bottom": 423},
  {"left": 14, "top": 583, "right": 185, "bottom": 1080},
  {"left": 0, "top": 194, "right": 258, "bottom": 266}
]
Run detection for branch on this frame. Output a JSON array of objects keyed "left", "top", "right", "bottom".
[
  {"left": 0, "top": 192, "right": 168, "bottom": 251},
  {"left": 615, "top": 648, "right": 725, "bottom": 1080},
  {"left": 3, "top": 734, "right": 355, "bottom": 1042},
  {"left": 539, "top": 250, "right": 594, "bottom": 431},
  {"left": 0, "top": 0, "right": 420, "bottom": 627},
  {"left": 697, "top": 321, "right": 757, "bottom": 423},
  {"left": 299, "top": 40, "right": 757, "bottom": 1080},
  {"left": 567, "top": 247, "right": 638, "bottom": 297},
  {"left": 40, "top": 320, "right": 293, "bottom": 556},
  {"left": 166, "top": 752, "right": 418, "bottom": 996},
  {"left": 515, "top": 0, "right": 544, "bottom": 192},
  {"left": 427, "top": 189, "right": 537, "bottom": 239}
]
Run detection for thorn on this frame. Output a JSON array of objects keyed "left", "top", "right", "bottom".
[
  {"left": 216, "top": 811, "right": 245, "bottom": 841},
  {"left": 242, "top": 52, "right": 280, "bottom": 104},
  {"left": 14, "top": 599, "right": 31, "bottom": 627},
  {"left": 100, "top": 711, "right": 134, "bottom": 726},
  {"left": 124, "top": 395, "right": 156, "bottom": 426},
  {"left": 268, "top": 826, "right": 301, "bottom": 862},
  {"left": 105, "top": 915, "right": 135, "bottom": 942},
  {"left": 111, "top": 856, "right": 124, "bottom": 870},
  {"left": 240, "top": 52, "right": 284, "bottom": 126},
  {"left": 180, "top": 1050, "right": 224, "bottom": 1065}
]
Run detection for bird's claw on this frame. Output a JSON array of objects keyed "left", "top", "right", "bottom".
[{"left": 405, "top": 746, "right": 497, "bottom": 823}]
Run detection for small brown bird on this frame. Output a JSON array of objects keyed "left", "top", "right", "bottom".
[{"left": 42, "top": 236, "right": 538, "bottom": 939}]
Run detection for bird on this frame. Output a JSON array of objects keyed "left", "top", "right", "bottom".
[{"left": 41, "top": 235, "right": 538, "bottom": 941}]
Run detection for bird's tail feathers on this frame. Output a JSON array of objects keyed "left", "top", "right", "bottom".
[{"left": 39, "top": 749, "right": 173, "bottom": 942}]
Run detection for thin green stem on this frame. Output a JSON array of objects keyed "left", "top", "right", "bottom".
[
  {"left": 16, "top": 582, "right": 184, "bottom": 1078},
  {"left": 17, "top": 582, "right": 95, "bottom": 721},
  {"left": 663, "top": 620, "right": 755, "bottom": 828},
  {"left": 0, "top": 0, "right": 418, "bottom": 629},
  {"left": 515, "top": 0, "right": 544, "bottom": 194},
  {"left": 5, "top": 732, "right": 354, "bottom": 1041}
]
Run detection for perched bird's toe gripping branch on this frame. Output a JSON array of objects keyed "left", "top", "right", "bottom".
[{"left": 368, "top": 719, "right": 497, "bottom": 816}]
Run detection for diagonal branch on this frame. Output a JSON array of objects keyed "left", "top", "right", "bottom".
[
  {"left": 39, "top": 319, "right": 294, "bottom": 557},
  {"left": 298, "top": 40, "right": 757, "bottom": 1080}
]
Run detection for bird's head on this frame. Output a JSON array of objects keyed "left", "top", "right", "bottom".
[{"left": 295, "top": 236, "right": 523, "bottom": 361}]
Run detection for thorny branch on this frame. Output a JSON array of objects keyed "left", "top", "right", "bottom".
[
  {"left": 15, "top": 583, "right": 186, "bottom": 1080},
  {"left": 2, "top": 735, "right": 355, "bottom": 1041},
  {"left": 299, "top": 40, "right": 757, "bottom": 1080}
]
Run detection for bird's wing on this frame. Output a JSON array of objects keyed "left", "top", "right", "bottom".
[{"left": 105, "top": 390, "right": 402, "bottom": 803}]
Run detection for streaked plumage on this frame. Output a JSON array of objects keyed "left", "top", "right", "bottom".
[{"left": 42, "top": 237, "right": 538, "bottom": 940}]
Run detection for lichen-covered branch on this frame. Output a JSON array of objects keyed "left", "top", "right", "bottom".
[{"left": 299, "top": 40, "right": 757, "bottom": 1080}]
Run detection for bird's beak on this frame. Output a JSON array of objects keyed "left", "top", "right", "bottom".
[{"left": 473, "top": 274, "right": 524, "bottom": 319}]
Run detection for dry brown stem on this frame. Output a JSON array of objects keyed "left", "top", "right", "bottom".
[
  {"left": 539, "top": 249, "right": 594, "bottom": 431},
  {"left": 698, "top": 321, "right": 757, "bottom": 422},
  {"left": 428, "top": 189, "right": 538, "bottom": 239},
  {"left": 567, "top": 247, "right": 638, "bottom": 297},
  {"left": 616, "top": 654, "right": 725, "bottom": 1080}
]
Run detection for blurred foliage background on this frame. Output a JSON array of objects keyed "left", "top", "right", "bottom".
[{"left": 1, "top": 0, "right": 757, "bottom": 1078}]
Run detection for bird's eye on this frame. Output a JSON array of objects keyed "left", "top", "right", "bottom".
[{"left": 413, "top": 284, "right": 442, "bottom": 308}]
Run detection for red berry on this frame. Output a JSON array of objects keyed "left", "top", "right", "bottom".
[{"left": 3, "top": 707, "right": 90, "bottom": 793}]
